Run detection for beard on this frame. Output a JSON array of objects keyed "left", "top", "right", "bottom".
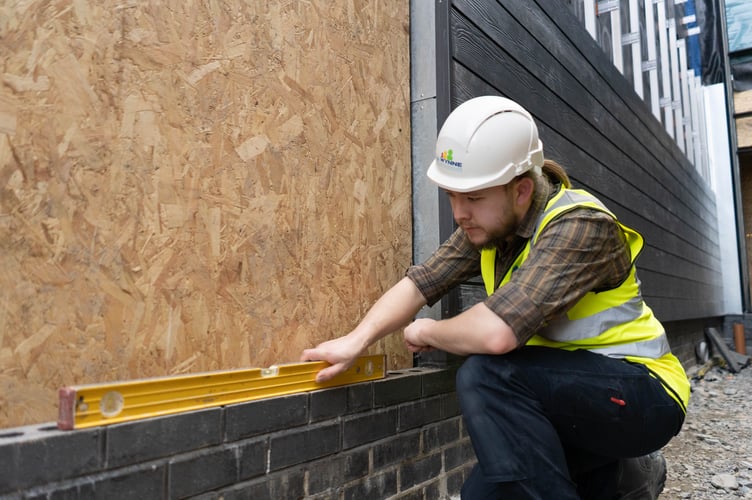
[
  {"left": 456, "top": 184, "right": 522, "bottom": 249},
  {"left": 465, "top": 218, "right": 519, "bottom": 250}
]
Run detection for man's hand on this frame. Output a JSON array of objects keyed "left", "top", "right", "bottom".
[
  {"left": 403, "top": 318, "right": 436, "bottom": 353},
  {"left": 401, "top": 303, "right": 518, "bottom": 356},
  {"left": 300, "top": 334, "right": 365, "bottom": 383},
  {"left": 300, "top": 278, "right": 428, "bottom": 382}
]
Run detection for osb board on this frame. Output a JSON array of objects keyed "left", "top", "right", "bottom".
[
  {"left": 735, "top": 91, "right": 752, "bottom": 149},
  {"left": 0, "top": 1, "right": 411, "bottom": 428},
  {"left": 737, "top": 116, "right": 752, "bottom": 149},
  {"left": 742, "top": 163, "right": 752, "bottom": 285},
  {"left": 735, "top": 90, "right": 752, "bottom": 115}
]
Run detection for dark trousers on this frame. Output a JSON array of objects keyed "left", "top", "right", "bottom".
[{"left": 457, "top": 347, "right": 685, "bottom": 499}]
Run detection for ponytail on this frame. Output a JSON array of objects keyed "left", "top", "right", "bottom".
[{"left": 541, "top": 159, "right": 571, "bottom": 188}]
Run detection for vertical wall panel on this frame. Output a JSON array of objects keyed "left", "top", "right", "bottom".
[
  {"left": 439, "top": 0, "right": 722, "bottom": 322},
  {"left": 0, "top": 1, "right": 412, "bottom": 428}
]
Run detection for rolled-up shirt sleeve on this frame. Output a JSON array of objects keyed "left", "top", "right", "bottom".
[{"left": 406, "top": 227, "right": 482, "bottom": 306}]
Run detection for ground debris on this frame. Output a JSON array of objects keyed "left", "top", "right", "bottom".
[
  {"left": 711, "top": 473, "right": 739, "bottom": 490},
  {"left": 662, "top": 362, "right": 752, "bottom": 499}
]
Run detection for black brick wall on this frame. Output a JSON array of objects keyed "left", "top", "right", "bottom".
[{"left": 0, "top": 368, "right": 475, "bottom": 500}]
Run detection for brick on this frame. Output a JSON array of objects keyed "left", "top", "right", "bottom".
[
  {"left": 440, "top": 392, "right": 461, "bottom": 418},
  {"left": 0, "top": 425, "right": 102, "bottom": 493},
  {"left": 269, "top": 422, "right": 340, "bottom": 471},
  {"left": 182, "top": 493, "right": 218, "bottom": 500},
  {"left": 236, "top": 437, "right": 268, "bottom": 481},
  {"left": 92, "top": 463, "right": 166, "bottom": 499},
  {"left": 459, "top": 417, "right": 470, "bottom": 438},
  {"left": 342, "top": 448, "right": 370, "bottom": 481},
  {"left": 399, "top": 453, "right": 442, "bottom": 490},
  {"left": 424, "top": 480, "right": 443, "bottom": 500},
  {"left": 414, "top": 351, "right": 465, "bottom": 369},
  {"left": 310, "top": 386, "right": 347, "bottom": 422},
  {"left": 106, "top": 408, "right": 221, "bottom": 468},
  {"left": 307, "top": 448, "right": 369, "bottom": 494},
  {"left": 342, "top": 447, "right": 370, "bottom": 480},
  {"left": 219, "top": 468, "right": 306, "bottom": 500},
  {"left": 225, "top": 394, "right": 308, "bottom": 441},
  {"left": 306, "top": 493, "right": 342, "bottom": 500},
  {"left": 398, "top": 396, "right": 443, "bottom": 431},
  {"left": 373, "top": 373, "right": 422, "bottom": 408},
  {"left": 394, "top": 488, "right": 424, "bottom": 500},
  {"left": 343, "top": 469, "right": 398, "bottom": 500},
  {"left": 421, "top": 418, "right": 461, "bottom": 453},
  {"left": 21, "top": 492, "right": 45, "bottom": 500},
  {"left": 168, "top": 446, "right": 237, "bottom": 498},
  {"left": 421, "top": 367, "right": 457, "bottom": 397},
  {"left": 372, "top": 431, "right": 420, "bottom": 470},
  {"left": 445, "top": 438, "right": 476, "bottom": 471},
  {"left": 47, "top": 481, "right": 97, "bottom": 500},
  {"left": 347, "top": 382, "right": 374, "bottom": 413},
  {"left": 342, "top": 408, "right": 397, "bottom": 450},
  {"left": 17, "top": 490, "right": 41, "bottom": 500},
  {"left": 447, "top": 466, "right": 468, "bottom": 497}
]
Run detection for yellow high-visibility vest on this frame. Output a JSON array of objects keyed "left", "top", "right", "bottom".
[{"left": 481, "top": 187, "right": 689, "bottom": 410}]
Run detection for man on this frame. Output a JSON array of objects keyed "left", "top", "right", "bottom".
[{"left": 301, "top": 96, "right": 688, "bottom": 499}]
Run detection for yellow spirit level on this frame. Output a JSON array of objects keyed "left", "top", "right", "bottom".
[{"left": 57, "top": 355, "right": 385, "bottom": 430}]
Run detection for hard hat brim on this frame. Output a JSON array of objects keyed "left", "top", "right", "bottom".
[{"left": 426, "top": 159, "right": 514, "bottom": 193}]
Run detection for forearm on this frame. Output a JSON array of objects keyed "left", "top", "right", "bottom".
[
  {"left": 407, "top": 302, "right": 518, "bottom": 356},
  {"left": 350, "top": 276, "right": 428, "bottom": 349}
]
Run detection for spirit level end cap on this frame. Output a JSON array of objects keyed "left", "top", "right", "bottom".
[{"left": 57, "top": 387, "right": 77, "bottom": 430}]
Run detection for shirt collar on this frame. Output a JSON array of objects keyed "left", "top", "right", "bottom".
[{"left": 515, "top": 174, "right": 554, "bottom": 240}]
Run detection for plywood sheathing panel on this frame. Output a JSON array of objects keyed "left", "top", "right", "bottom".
[
  {"left": 735, "top": 90, "right": 752, "bottom": 149},
  {"left": 0, "top": 1, "right": 411, "bottom": 428},
  {"left": 737, "top": 117, "right": 752, "bottom": 149},
  {"left": 734, "top": 90, "right": 752, "bottom": 114}
]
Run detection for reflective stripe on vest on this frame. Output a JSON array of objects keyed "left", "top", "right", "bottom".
[
  {"left": 480, "top": 187, "right": 670, "bottom": 360},
  {"left": 539, "top": 295, "right": 644, "bottom": 341},
  {"left": 588, "top": 334, "right": 671, "bottom": 358}
]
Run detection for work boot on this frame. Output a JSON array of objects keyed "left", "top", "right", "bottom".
[{"left": 614, "top": 450, "right": 667, "bottom": 499}]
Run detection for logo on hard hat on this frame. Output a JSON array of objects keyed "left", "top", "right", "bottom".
[{"left": 438, "top": 149, "right": 462, "bottom": 168}]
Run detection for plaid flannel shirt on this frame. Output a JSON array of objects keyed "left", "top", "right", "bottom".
[{"left": 406, "top": 174, "right": 633, "bottom": 345}]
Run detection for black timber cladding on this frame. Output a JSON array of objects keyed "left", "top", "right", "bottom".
[{"left": 436, "top": 0, "right": 723, "bottom": 322}]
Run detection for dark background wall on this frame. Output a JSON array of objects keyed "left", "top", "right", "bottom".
[{"left": 436, "top": 0, "right": 723, "bottom": 343}]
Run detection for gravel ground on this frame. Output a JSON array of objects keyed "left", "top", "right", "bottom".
[{"left": 662, "top": 361, "right": 752, "bottom": 499}]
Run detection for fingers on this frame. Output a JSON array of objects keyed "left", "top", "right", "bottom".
[
  {"left": 300, "top": 348, "right": 321, "bottom": 362},
  {"left": 405, "top": 341, "right": 434, "bottom": 353},
  {"left": 313, "top": 363, "right": 345, "bottom": 383},
  {"left": 300, "top": 347, "right": 351, "bottom": 383}
]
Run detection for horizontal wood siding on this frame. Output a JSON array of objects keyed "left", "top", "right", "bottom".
[{"left": 443, "top": 0, "right": 723, "bottom": 321}]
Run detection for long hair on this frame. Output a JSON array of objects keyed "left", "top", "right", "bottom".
[{"left": 541, "top": 159, "right": 571, "bottom": 188}]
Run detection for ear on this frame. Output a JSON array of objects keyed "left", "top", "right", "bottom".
[{"left": 513, "top": 177, "right": 535, "bottom": 207}]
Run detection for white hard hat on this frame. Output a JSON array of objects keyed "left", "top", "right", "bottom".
[{"left": 426, "top": 96, "right": 544, "bottom": 192}]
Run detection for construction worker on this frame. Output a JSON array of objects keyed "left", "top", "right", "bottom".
[{"left": 301, "top": 95, "right": 689, "bottom": 499}]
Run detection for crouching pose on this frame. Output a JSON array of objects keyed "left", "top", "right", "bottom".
[{"left": 302, "top": 95, "right": 688, "bottom": 499}]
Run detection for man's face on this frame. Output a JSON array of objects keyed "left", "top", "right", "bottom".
[{"left": 446, "top": 184, "right": 519, "bottom": 248}]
